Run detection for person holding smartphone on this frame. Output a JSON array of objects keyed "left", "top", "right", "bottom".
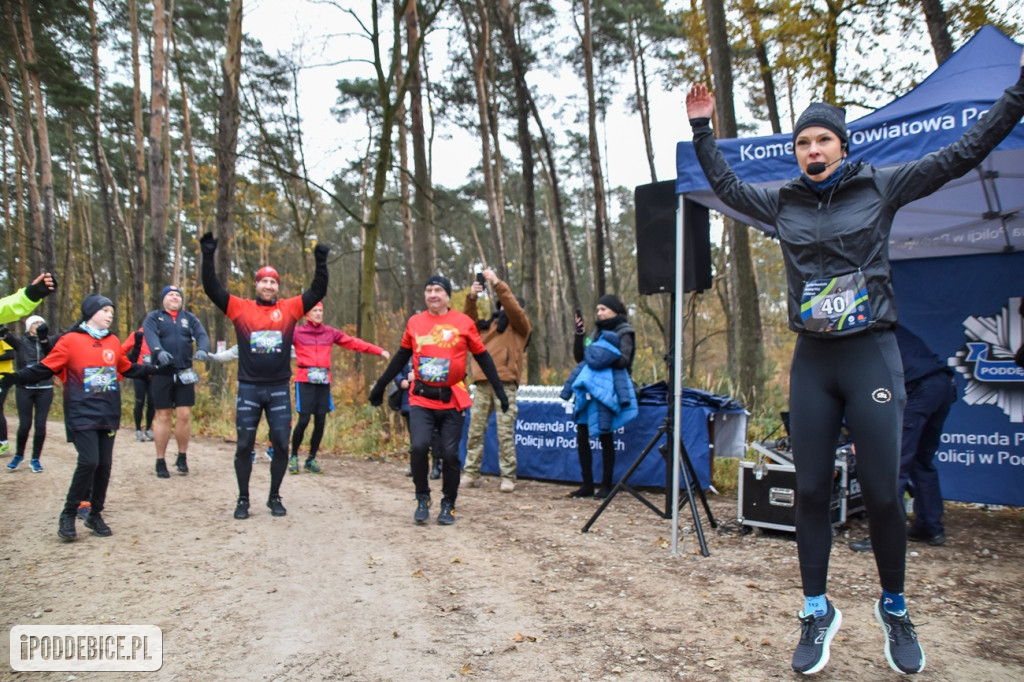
[{"left": 461, "top": 268, "right": 532, "bottom": 493}]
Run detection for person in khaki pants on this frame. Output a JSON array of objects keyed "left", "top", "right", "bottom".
[{"left": 461, "top": 268, "right": 531, "bottom": 492}]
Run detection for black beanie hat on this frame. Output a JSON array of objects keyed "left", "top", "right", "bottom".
[
  {"left": 80, "top": 294, "right": 115, "bottom": 321},
  {"left": 424, "top": 274, "right": 452, "bottom": 297},
  {"left": 597, "top": 294, "right": 627, "bottom": 316},
  {"left": 793, "top": 102, "right": 848, "bottom": 146}
]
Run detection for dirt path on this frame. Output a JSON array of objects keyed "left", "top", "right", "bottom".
[{"left": 2, "top": 422, "right": 1023, "bottom": 680}]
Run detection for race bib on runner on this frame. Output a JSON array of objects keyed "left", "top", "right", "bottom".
[
  {"left": 250, "top": 330, "right": 283, "bottom": 354},
  {"left": 84, "top": 366, "right": 118, "bottom": 393},
  {"left": 800, "top": 271, "right": 871, "bottom": 333},
  {"left": 177, "top": 368, "right": 199, "bottom": 385},
  {"left": 306, "top": 367, "right": 329, "bottom": 384},
  {"left": 417, "top": 356, "right": 451, "bottom": 384}
]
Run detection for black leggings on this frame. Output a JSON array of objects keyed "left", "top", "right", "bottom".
[
  {"left": 408, "top": 406, "right": 465, "bottom": 502},
  {"left": 0, "top": 384, "right": 9, "bottom": 441},
  {"left": 65, "top": 429, "right": 115, "bottom": 514},
  {"left": 16, "top": 387, "right": 53, "bottom": 459},
  {"left": 576, "top": 422, "right": 616, "bottom": 489},
  {"left": 133, "top": 377, "right": 155, "bottom": 431},
  {"left": 234, "top": 382, "right": 292, "bottom": 499},
  {"left": 292, "top": 412, "right": 326, "bottom": 460},
  {"left": 790, "top": 331, "right": 906, "bottom": 596}
]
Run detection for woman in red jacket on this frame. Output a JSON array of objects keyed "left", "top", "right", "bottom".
[
  {"left": 1, "top": 295, "right": 161, "bottom": 541},
  {"left": 290, "top": 301, "right": 389, "bottom": 474}
]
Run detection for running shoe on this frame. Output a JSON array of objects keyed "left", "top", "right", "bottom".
[
  {"left": 0, "top": 443, "right": 10, "bottom": 456},
  {"left": 135, "top": 430, "right": 146, "bottom": 442},
  {"left": 144, "top": 429, "right": 154, "bottom": 441},
  {"left": 58, "top": 511, "right": 77, "bottom": 541},
  {"left": 265, "top": 445, "right": 275, "bottom": 461},
  {"left": 30, "top": 459, "right": 43, "bottom": 473},
  {"left": 234, "top": 497, "right": 250, "bottom": 520},
  {"left": 267, "top": 495, "right": 287, "bottom": 517},
  {"left": 791, "top": 600, "right": 842, "bottom": 675},
  {"left": 875, "top": 600, "right": 925, "bottom": 674},
  {"left": 414, "top": 495, "right": 431, "bottom": 524},
  {"left": 288, "top": 455, "right": 299, "bottom": 474},
  {"left": 437, "top": 498, "right": 456, "bottom": 525},
  {"left": 76, "top": 501, "right": 92, "bottom": 521},
  {"left": 6, "top": 454, "right": 23, "bottom": 470},
  {"left": 304, "top": 459, "right": 323, "bottom": 474},
  {"left": 175, "top": 453, "right": 189, "bottom": 474},
  {"left": 83, "top": 512, "right": 112, "bottom": 537},
  {"left": 155, "top": 458, "right": 170, "bottom": 478}
]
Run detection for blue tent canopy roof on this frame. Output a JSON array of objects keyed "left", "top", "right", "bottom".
[{"left": 675, "top": 25, "right": 1024, "bottom": 260}]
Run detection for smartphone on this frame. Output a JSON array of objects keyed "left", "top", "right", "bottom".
[{"left": 476, "top": 272, "right": 485, "bottom": 286}]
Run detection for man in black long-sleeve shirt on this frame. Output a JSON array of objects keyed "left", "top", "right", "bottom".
[{"left": 199, "top": 232, "right": 329, "bottom": 520}]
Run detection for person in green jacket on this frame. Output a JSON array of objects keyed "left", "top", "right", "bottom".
[{"left": 0, "top": 273, "right": 57, "bottom": 324}]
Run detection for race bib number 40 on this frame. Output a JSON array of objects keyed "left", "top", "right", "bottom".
[
  {"left": 84, "top": 366, "right": 119, "bottom": 393},
  {"left": 800, "top": 271, "right": 871, "bottom": 333}
]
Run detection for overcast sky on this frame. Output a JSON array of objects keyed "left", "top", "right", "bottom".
[{"left": 243, "top": 0, "right": 684, "bottom": 192}]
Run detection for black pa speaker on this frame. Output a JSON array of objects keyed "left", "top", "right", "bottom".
[{"left": 634, "top": 180, "right": 712, "bottom": 295}]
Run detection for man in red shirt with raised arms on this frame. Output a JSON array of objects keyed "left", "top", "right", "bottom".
[{"left": 200, "top": 232, "right": 328, "bottom": 520}]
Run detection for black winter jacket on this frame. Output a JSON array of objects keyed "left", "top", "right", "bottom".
[
  {"left": 691, "top": 70, "right": 1024, "bottom": 337},
  {"left": 7, "top": 332, "right": 53, "bottom": 389},
  {"left": 143, "top": 309, "right": 210, "bottom": 369}
]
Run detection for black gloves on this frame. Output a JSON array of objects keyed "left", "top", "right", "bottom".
[
  {"left": 497, "top": 387, "right": 510, "bottom": 413},
  {"left": 199, "top": 232, "right": 218, "bottom": 255},
  {"left": 25, "top": 273, "right": 57, "bottom": 302},
  {"left": 156, "top": 351, "right": 173, "bottom": 366},
  {"left": 314, "top": 243, "right": 330, "bottom": 263},
  {"left": 368, "top": 381, "right": 386, "bottom": 407},
  {"left": 36, "top": 324, "right": 48, "bottom": 341}
]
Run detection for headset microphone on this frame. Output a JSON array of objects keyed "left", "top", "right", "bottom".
[{"left": 806, "top": 157, "right": 843, "bottom": 176}]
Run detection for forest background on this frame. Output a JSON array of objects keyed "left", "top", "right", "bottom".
[{"left": 1, "top": 0, "right": 1022, "bottom": 463}]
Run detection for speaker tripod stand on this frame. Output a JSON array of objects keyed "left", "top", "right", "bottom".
[{"left": 580, "top": 409, "right": 717, "bottom": 556}]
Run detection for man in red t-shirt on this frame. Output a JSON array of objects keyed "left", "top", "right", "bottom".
[
  {"left": 369, "top": 275, "right": 508, "bottom": 525},
  {"left": 200, "top": 232, "right": 328, "bottom": 521}
]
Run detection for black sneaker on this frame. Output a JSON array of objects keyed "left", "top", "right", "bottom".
[
  {"left": 414, "top": 495, "right": 431, "bottom": 524},
  {"left": 791, "top": 600, "right": 842, "bottom": 675},
  {"left": 907, "top": 526, "right": 946, "bottom": 546},
  {"left": 429, "top": 459, "right": 442, "bottom": 480},
  {"left": 58, "top": 511, "right": 77, "bottom": 541},
  {"left": 84, "top": 512, "right": 112, "bottom": 537},
  {"left": 437, "top": 498, "right": 455, "bottom": 525},
  {"left": 267, "top": 495, "right": 287, "bottom": 517},
  {"left": 155, "top": 458, "right": 170, "bottom": 479},
  {"left": 848, "top": 537, "right": 873, "bottom": 553},
  {"left": 875, "top": 600, "right": 925, "bottom": 674},
  {"left": 175, "top": 453, "right": 189, "bottom": 474},
  {"left": 568, "top": 486, "right": 595, "bottom": 498},
  {"left": 594, "top": 486, "right": 613, "bottom": 499},
  {"left": 234, "top": 498, "right": 250, "bottom": 520}
]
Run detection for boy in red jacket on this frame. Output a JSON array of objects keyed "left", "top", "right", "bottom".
[{"left": 1, "top": 295, "right": 163, "bottom": 541}]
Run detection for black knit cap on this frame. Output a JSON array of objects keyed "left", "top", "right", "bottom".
[
  {"left": 597, "top": 294, "right": 627, "bottom": 316},
  {"left": 80, "top": 293, "right": 115, "bottom": 321},
  {"left": 793, "top": 102, "right": 848, "bottom": 146},
  {"left": 424, "top": 274, "right": 452, "bottom": 297}
]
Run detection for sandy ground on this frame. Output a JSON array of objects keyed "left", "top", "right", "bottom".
[{"left": 1, "top": 421, "right": 1023, "bottom": 681}]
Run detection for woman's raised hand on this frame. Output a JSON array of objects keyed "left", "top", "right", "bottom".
[{"left": 686, "top": 83, "right": 715, "bottom": 119}]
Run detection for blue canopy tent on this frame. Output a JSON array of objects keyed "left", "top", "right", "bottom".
[{"left": 671, "top": 26, "right": 1024, "bottom": 507}]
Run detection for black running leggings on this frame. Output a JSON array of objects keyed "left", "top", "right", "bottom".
[
  {"left": 133, "top": 377, "right": 155, "bottom": 431},
  {"left": 65, "top": 429, "right": 115, "bottom": 514},
  {"left": 576, "top": 422, "right": 615, "bottom": 489},
  {"left": 15, "top": 387, "right": 53, "bottom": 459},
  {"left": 291, "top": 412, "right": 326, "bottom": 460},
  {"left": 234, "top": 382, "right": 293, "bottom": 499},
  {"left": 789, "top": 330, "right": 906, "bottom": 596}
]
